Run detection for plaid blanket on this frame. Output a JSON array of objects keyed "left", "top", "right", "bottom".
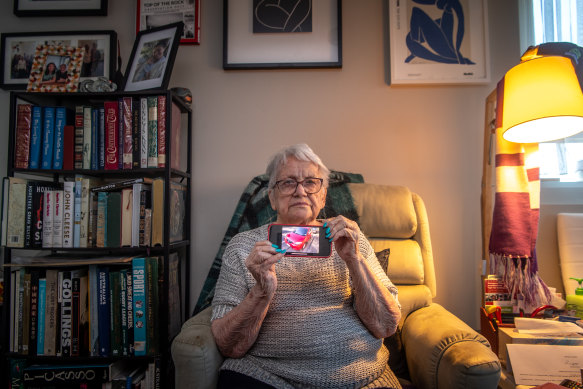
[{"left": 193, "top": 171, "right": 364, "bottom": 315}]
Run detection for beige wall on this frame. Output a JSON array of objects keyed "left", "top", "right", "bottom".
[{"left": 0, "top": 1, "right": 522, "bottom": 328}]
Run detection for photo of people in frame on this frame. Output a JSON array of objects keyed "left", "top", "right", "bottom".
[
  {"left": 41, "top": 55, "right": 70, "bottom": 85},
  {"left": 78, "top": 39, "right": 105, "bottom": 77},
  {"left": 9, "top": 41, "right": 36, "bottom": 81},
  {"left": 132, "top": 38, "right": 170, "bottom": 82}
]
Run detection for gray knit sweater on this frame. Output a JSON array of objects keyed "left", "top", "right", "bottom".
[{"left": 211, "top": 224, "right": 402, "bottom": 389}]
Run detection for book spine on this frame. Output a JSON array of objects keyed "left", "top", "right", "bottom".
[
  {"left": 132, "top": 258, "right": 147, "bottom": 356},
  {"left": 74, "top": 106, "right": 84, "bottom": 169},
  {"left": 88, "top": 190, "right": 98, "bottom": 248},
  {"left": 60, "top": 271, "right": 72, "bottom": 357},
  {"left": 151, "top": 178, "right": 164, "bottom": 247},
  {"left": 147, "top": 96, "right": 158, "bottom": 168},
  {"left": 121, "top": 187, "right": 133, "bottom": 247},
  {"left": 16, "top": 269, "right": 24, "bottom": 354},
  {"left": 78, "top": 270, "right": 89, "bottom": 356},
  {"left": 6, "top": 178, "right": 27, "bottom": 248},
  {"left": 24, "top": 181, "right": 35, "bottom": 248},
  {"left": 14, "top": 104, "right": 32, "bottom": 169},
  {"left": 126, "top": 268, "right": 134, "bottom": 356},
  {"left": 63, "top": 124, "right": 75, "bottom": 170},
  {"left": 22, "top": 272, "right": 31, "bottom": 355},
  {"left": 109, "top": 270, "right": 121, "bottom": 356},
  {"left": 88, "top": 265, "right": 99, "bottom": 356},
  {"left": 73, "top": 176, "right": 82, "bottom": 247},
  {"left": 99, "top": 107, "right": 106, "bottom": 170},
  {"left": 106, "top": 191, "right": 121, "bottom": 247},
  {"left": 146, "top": 257, "right": 158, "bottom": 355},
  {"left": 96, "top": 191, "right": 107, "bottom": 248},
  {"left": 140, "top": 97, "right": 148, "bottom": 168},
  {"left": 120, "top": 268, "right": 129, "bottom": 356},
  {"left": 80, "top": 177, "right": 90, "bottom": 248},
  {"left": 83, "top": 106, "right": 92, "bottom": 169},
  {"left": 62, "top": 181, "right": 75, "bottom": 248},
  {"left": 170, "top": 102, "right": 182, "bottom": 170},
  {"left": 91, "top": 108, "right": 99, "bottom": 170},
  {"left": 36, "top": 278, "right": 46, "bottom": 356},
  {"left": 104, "top": 101, "right": 119, "bottom": 170},
  {"left": 157, "top": 95, "right": 166, "bottom": 168},
  {"left": 132, "top": 101, "right": 141, "bottom": 169},
  {"left": 138, "top": 186, "right": 151, "bottom": 247},
  {"left": 118, "top": 99, "right": 124, "bottom": 169},
  {"left": 52, "top": 106, "right": 66, "bottom": 169},
  {"left": 71, "top": 273, "right": 80, "bottom": 356},
  {"left": 57, "top": 271, "right": 63, "bottom": 355},
  {"left": 41, "top": 190, "right": 54, "bottom": 248},
  {"left": 52, "top": 189, "right": 64, "bottom": 248},
  {"left": 132, "top": 183, "right": 142, "bottom": 247},
  {"left": 22, "top": 363, "right": 117, "bottom": 384},
  {"left": 41, "top": 106, "right": 55, "bottom": 169},
  {"left": 29, "top": 105, "right": 43, "bottom": 169},
  {"left": 44, "top": 269, "right": 59, "bottom": 356},
  {"left": 28, "top": 271, "right": 40, "bottom": 355},
  {"left": 97, "top": 266, "right": 111, "bottom": 356},
  {"left": 123, "top": 97, "right": 133, "bottom": 169}
]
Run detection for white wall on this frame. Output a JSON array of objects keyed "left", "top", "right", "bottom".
[{"left": 0, "top": 0, "right": 521, "bottom": 329}]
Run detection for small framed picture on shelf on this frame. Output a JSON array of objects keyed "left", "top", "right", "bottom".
[
  {"left": 137, "top": 0, "right": 200, "bottom": 44},
  {"left": 122, "top": 22, "right": 183, "bottom": 92},
  {"left": 13, "top": 0, "right": 108, "bottom": 17},
  {"left": 0, "top": 30, "right": 117, "bottom": 90},
  {"left": 26, "top": 44, "right": 84, "bottom": 92}
]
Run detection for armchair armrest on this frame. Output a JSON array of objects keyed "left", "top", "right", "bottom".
[
  {"left": 401, "top": 303, "right": 501, "bottom": 389},
  {"left": 171, "top": 307, "right": 223, "bottom": 389}
]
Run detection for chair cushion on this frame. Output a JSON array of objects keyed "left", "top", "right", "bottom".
[{"left": 370, "top": 238, "right": 424, "bottom": 285}]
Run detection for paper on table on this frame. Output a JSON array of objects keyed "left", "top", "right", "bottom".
[
  {"left": 507, "top": 344, "right": 583, "bottom": 385},
  {"left": 514, "top": 318, "right": 583, "bottom": 337}
]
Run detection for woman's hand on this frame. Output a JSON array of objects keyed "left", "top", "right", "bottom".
[
  {"left": 245, "top": 240, "right": 284, "bottom": 296},
  {"left": 324, "top": 216, "right": 361, "bottom": 264}
]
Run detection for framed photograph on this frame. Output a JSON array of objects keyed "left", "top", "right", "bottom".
[
  {"left": 1, "top": 31, "right": 117, "bottom": 90},
  {"left": 123, "top": 22, "right": 183, "bottom": 92},
  {"left": 14, "top": 0, "right": 107, "bottom": 17},
  {"left": 26, "top": 44, "right": 84, "bottom": 92},
  {"left": 137, "top": 0, "right": 201, "bottom": 45},
  {"left": 389, "top": 0, "right": 489, "bottom": 85},
  {"left": 223, "top": 0, "right": 342, "bottom": 70}
]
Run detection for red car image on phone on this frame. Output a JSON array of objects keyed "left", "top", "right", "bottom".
[{"left": 284, "top": 227, "right": 313, "bottom": 250}]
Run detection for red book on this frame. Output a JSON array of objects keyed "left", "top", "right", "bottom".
[
  {"left": 157, "top": 95, "right": 166, "bottom": 168},
  {"left": 122, "top": 97, "right": 133, "bottom": 169},
  {"left": 14, "top": 104, "right": 32, "bottom": 169},
  {"left": 63, "top": 125, "right": 75, "bottom": 170},
  {"left": 104, "top": 101, "right": 119, "bottom": 170}
]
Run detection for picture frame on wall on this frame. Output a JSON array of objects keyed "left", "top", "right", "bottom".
[
  {"left": 0, "top": 31, "right": 117, "bottom": 90},
  {"left": 388, "top": 0, "right": 490, "bottom": 85},
  {"left": 13, "top": 0, "right": 107, "bottom": 17},
  {"left": 122, "top": 22, "right": 183, "bottom": 92},
  {"left": 137, "top": 0, "right": 201, "bottom": 45},
  {"left": 223, "top": 0, "right": 342, "bottom": 70},
  {"left": 26, "top": 44, "right": 84, "bottom": 92}
]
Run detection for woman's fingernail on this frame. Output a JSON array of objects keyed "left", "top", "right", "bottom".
[
  {"left": 326, "top": 227, "right": 331, "bottom": 234},
  {"left": 323, "top": 222, "right": 327, "bottom": 228},
  {"left": 272, "top": 244, "right": 279, "bottom": 249},
  {"left": 325, "top": 233, "right": 331, "bottom": 239}
]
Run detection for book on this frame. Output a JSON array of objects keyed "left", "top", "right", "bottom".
[
  {"left": 24, "top": 181, "right": 35, "bottom": 248},
  {"left": 30, "top": 181, "right": 60, "bottom": 248},
  {"left": 44, "top": 269, "right": 59, "bottom": 356},
  {"left": 41, "top": 190, "right": 54, "bottom": 248},
  {"left": 52, "top": 190, "right": 64, "bottom": 248},
  {"left": 132, "top": 258, "right": 147, "bottom": 356},
  {"left": 121, "top": 187, "right": 133, "bottom": 247},
  {"left": 170, "top": 101, "right": 183, "bottom": 170},
  {"left": 169, "top": 180, "right": 187, "bottom": 243},
  {"left": 151, "top": 178, "right": 164, "bottom": 246},
  {"left": 88, "top": 265, "right": 99, "bottom": 356},
  {"left": 104, "top": 100, "right": 119, "bottom": 170},
  {"left": 106, "top": 191, "right": 122, "bottom": 247},
  {"left": 15, "top": 268, "right": 24, "bottom": 353},
  {"left": 29, "top": 105, "right": 43, "bottom": 169},
  {"left": 40, "top": 106, "right": 55, "bottom": 169},
  {"left": 60, "top": 270, "right": 72, "bottom": 357},
  {"left": 22, "top": 272, "right": 31, "bottom": 355},
  {"left": 109, "top": 270, "right": 122, "bottom": 356},
  {"left": 147, "top": 96, "right": 158, "bottom": 168},
  {"left": 73, "top": 175, "right": 82, "bottom": 247},
  {"left": 484, "top": 274, "right": 513, "bottom": 313},
  {"left": 74, "top": 105, "right": 84, "bottom": 169},
  {"left": 80, "top": 177, "right": 95, "bottom": 248},
  {"left": 71, "top": 271, "right": 81, "bottom": 357},
  {"left": 1, "top": 177, "right": 9, "bottom": 246},
  {"left": 97, "top": 266, "right": 111, "bottom": 356},
  {"left": 96, "top": 191, "right": 107, "bottom": 248},
  {"left": 99, "top": 107, "right": 105, "bottom": 169},
  {"left": 140, "top": 97, "right": 148, "bottom": 168},
  {"left": 132, "top": 183, "right": 151, "bottom": 247},
  {"left": 9, "top": 358, "right": 26, "bottom": 389},
  {"left": 28, "top": 270, "right": 40, "bottom": 356},
  {"left": 91, "top": 177, "right": 153, "bottom": 192},
  {"left": 157, "top": 95, "right": 166, "bottom": 168},
  {"left": 146, "top": 257, "right": 158, "bottom": 355},
  {"left": 118, "top": 99, "right": 124, "bottom": 169},
  {"left": 62, "top": 181, "right": 75, "bottom": 248},
  {"left": 7, "top": 177, "right": 27, "bottom": 247},
  {"left": 123, "top": 96, "right": 133, "bottom": 169},
  {"left": 168, "top": 252, "right": 181, "bottom": 339},
  {"left": 88, "top": 190, "right": 98, "bottom": 248},
  {"left": 83, "top": 106, "right": 92, "bottom": 169},
  {"left": 14, "top": 103, "right": 32, "bottom": 169},
  {"left": 120, "top": 268, "right": 129, "bottom": 356},
  {"left": 52, "top": 106, "right": 66, "bottom": 169},
  {"left": 143, "top": 208, "right": 152, "bottom": 248},
  {"left": 22, "top": 360, "right": 135, "bottom": 385},
  {"left": 125, "top": 268, "right": 134, "bottom": 356},
  {"left": 63, "top": 124, "right": 75, "bottom": 170},
  {"left": 36, "top": 278, "right": 46, "bottom": 355},
  {"left": 132, "top": 100, "right": 141, "bottom": 169},
  {"left": 91, "top": 107, "right": 99, "bottom": 170}
]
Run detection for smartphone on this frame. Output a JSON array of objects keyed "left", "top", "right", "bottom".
[{"left": 268, "top": 223, "right": 331, "bottom": 258}]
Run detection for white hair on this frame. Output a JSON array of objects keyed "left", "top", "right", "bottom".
[{"left": 266, "top": 143, "right": 330, "bottom": 189}]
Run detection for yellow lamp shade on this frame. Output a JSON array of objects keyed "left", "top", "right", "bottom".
[{"left": 499, "top": 55, "right": 583, "bottom": 143}]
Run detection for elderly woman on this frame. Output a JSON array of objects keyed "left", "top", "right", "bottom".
[{"left": 211, "top": 144, "right": 402, "bottom": 388}]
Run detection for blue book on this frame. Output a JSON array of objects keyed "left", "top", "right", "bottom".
[
  {"left": 29, "top": 106, "right": 43, "bottom": 169},
  {"left": 37, "top": 278, "right": 46, "bottom": 355},
  {"left": 132, "top": 258, "right": 147, "bottom": 356},
  {"left": 91, "top": 108, "right": 98, "bottom": 170},
  {"left": 41, "top": 107, "right": 55, "bottom": 169},
  {"left": 98, "top": 107, "right": 105, "bottom": 170},
  {"left": 52, "top": 107, "right": 66, "bottom": 170},
  {"left": 73, "top": 176, "right": 82, "bottom": 247},
  {"left": 97, "top": 266, "right": 111, "bottom": 356}
]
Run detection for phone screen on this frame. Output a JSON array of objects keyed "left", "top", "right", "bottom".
[{"left": 268, "top": 224, "right": 331, "bottom": 257}]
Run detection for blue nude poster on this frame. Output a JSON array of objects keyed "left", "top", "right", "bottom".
[{"left": 389, "top": 0, "right": 489, "bottom": 84}]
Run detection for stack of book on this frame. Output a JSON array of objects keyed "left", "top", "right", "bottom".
[
  {"left": 13, "top": 95, "right": 183, "bottom": 172},
  {"left": 1, "top": 176, "right": 187, "bottom": 249}
]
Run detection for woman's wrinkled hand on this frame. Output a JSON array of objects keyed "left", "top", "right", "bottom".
[
  {"left": 324, "top": 216, "right": 361, "bottom": 264},
  {"left": 245, "top": 240, "right": 285, "bottom": 295}
]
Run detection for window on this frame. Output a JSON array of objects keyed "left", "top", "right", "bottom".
[{"left": 520, "top": 0, "right": 583, "bottom": 182}]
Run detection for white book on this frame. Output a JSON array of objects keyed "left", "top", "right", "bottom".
[
  {"left": 121, "top": 187, "right": 133, "bottom": 247},
  {"left": 80, "top": 177, "right": 91, "bottom": 248},
  {"left": 42, "top": 190, "right": 54, "bottom": 248},
  {"left": 52, "top": 190, "right": 64, "bottom": 248},
  {"left": 82, "top": 106, "right": 92, "bottom": 169},
  {"left": 140, "top": 97, "right": 148, "bottom": 168},
  {"left": 62, "top": 181, "right": 75, "bottom": 248}
]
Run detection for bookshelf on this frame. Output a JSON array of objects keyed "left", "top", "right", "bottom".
[{"left": 1, "top": 90, "right": 191, "bottom": 388}]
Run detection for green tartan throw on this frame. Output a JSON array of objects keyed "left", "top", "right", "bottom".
[{"left": 192, "top": 171, "right": 364, "bottom": 315}]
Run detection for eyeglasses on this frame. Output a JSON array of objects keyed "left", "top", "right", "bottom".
[{"left": 274, "top": 178, "right": 324, "bottom": 195}]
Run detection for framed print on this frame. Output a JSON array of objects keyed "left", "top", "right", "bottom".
[
  {"left": 223, "top": 0, "right": 342, "bottom": 70},
  {"left": 26, "top": 44, "right": 84, "bottom": 92},
  {"left": 123, "top": 22, "right": 183, "bottom": 92},
  {"left": 389, "top": 0, "right": 490, "bottom": 85},
  {"left": 14, "top": 0, "right": 107, "bottom": 17},
  {"left": 1, "top": 31, "right": 117, "bottom": 90},
  {"left": 137, "top": 0, "right": 201, "bottom": 44}
]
